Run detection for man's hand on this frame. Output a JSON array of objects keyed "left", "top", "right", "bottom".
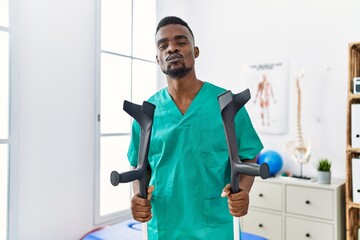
[
  {"left": 131, "top": 185, "right": 154, "bottom": 222},
  {"left": 221, "top": 184, "right": 250, "bottom": 217}
]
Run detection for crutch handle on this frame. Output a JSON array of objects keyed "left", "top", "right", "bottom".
[
  {"left": 230, "top": 162, "right": 270, "bottom": 193},
  {"left": 218, "top": 89, "right": 270, "bottom": 194},
  {"left": 110, "top": 169, "right": 143, "bottom": 186},
  {"left": 110, "top": 100, "right": 155, "bottom": 200}
]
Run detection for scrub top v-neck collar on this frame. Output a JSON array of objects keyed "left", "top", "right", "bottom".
[{"left": 165, "top": 81, "right": 208, "bottom": 118}]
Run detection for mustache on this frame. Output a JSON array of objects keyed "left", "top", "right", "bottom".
[{"left": 166, "top": 53, "right": 182, "bottom": 62}]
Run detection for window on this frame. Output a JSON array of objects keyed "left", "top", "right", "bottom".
[
  {"left": 0, "top": 0, "right": 10, "bottom": 238},
  {"left": 95, "top": 0, "right": 157, "bottom": 224}
]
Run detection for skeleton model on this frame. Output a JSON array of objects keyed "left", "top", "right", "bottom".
[{"left": 285, "top": 71, "right": 311, "bottom": 177}]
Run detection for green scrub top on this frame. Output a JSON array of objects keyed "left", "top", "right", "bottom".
[{"left": 128, "top": 82, "right": 263, "bottom": 240}]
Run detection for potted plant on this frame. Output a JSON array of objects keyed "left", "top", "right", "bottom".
[{"left": 316, "top": 158, "right": 332, "bottom": 184}]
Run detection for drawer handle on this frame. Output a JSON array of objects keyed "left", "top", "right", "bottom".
[
  {"left": 306, "top": 233, "right": 311, "bottom": 238},
  {"left": 259, "top": 193, "right": 263, "bottom": 197},
  {"left": 258, "top": 224, "right": 263, "bottom": 228},
  {"left": 305, "top": 200, "right": 311, "bottom": 204},
  {"left": 357, "top": 189, "right": 360, "bottom": 193}
]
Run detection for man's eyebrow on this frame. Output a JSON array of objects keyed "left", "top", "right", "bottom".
[
  {"left": 156, "top": 38, "right": 168, "bottom": 45},
  {"left": 174, "top": 35, "right": 189, "bottom": 41},
  {"left": 156, "top": 35, "right": 189, "bottom": 45}
]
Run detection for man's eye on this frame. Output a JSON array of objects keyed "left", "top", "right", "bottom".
[
  {"left": 159, "top": 44, "right": 167, "bottom": 50},
  {"left": 178, "top": 42, "right": 186, "bottom": 46}
]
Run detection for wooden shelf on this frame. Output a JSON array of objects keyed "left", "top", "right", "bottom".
[
  {"left": 346, "top": 41, "right": 360, "bottom": 240},
  {"left": 348, "top": 94, "right": 360, "bottom": 101},
  {"left": 347, "top": 202, "right": 360, "bottom": 209},
  {"left": 346, "top": 147, "right": 360, "bottom": 153}
]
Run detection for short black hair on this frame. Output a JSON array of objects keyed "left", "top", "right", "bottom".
[{"left": 156, "top": 16, "right": 195, "bottom": 40}]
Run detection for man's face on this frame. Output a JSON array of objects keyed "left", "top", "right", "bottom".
[{"left": 155, "top": 24, "right": 199, "bottom": 79}]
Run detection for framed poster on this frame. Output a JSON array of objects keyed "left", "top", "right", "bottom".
[{"left": 240, "top": 61, "right": 289, "bottom": 134}]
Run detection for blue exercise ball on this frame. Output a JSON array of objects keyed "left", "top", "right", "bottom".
[{"left": 257, "top": 150, "right": 283, "bottom": 176}]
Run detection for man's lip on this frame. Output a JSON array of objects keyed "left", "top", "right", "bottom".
[{"left": 166, "top": 54, "right": 182, "bottom": 62}]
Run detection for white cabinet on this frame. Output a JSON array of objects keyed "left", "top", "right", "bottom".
[{"left": 241, "top": 177, "right": 345, "bottom": 240}]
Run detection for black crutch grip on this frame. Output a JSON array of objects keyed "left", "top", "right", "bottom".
[{"left": 110, "top": 169, "right": 142, "bottom": 186}]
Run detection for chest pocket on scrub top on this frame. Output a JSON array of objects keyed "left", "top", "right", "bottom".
[{"left": 201, "top": 129, "right": 228, "bottom": 168}]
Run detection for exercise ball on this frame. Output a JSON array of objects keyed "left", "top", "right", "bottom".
[{"left": 257, "top": 150, "right": 283, "bottom": 176}]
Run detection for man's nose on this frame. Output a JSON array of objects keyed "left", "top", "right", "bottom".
[{"left": 167, "top": 43, "right": 179, "bottom": 53}]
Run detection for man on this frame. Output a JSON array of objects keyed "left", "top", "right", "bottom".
[{"left": 128, "top": 16, "right": 263, "bottom": 240}]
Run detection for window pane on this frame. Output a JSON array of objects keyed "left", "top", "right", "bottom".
[
  {"left": 101, "top": 53, "right": 131, "bottom": 134},
  {"left": 0, "top": 144, "right": 8, "bottom": 240},
  {"left": 0, "top": 0, "right": 9, "bottom": 27},
  {"left": 101, "top": 0, "right": 132, "bottom": 55},
  {"left": 132, "top": 60, "right": 157, "bottom": 104},
  {"left": 0, "top": 32, "right": 9, "bottom": 139},
  {"left": 100, "top": 136, "right": 131, "bottom": 216},
  {"left": 133, "top": 0, "right": 156, "bottom": 61}
]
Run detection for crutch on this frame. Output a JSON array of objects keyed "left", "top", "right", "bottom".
[
  {"left": 218, "top": 89, "right": 270, "bottom": 240},
  {"left": 110, "top": 100, "right": 156, "bottom": 240}
]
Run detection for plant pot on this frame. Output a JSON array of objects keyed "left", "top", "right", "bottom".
[{"left": 317, "top": 170, "right": 331, "bottom": 184}]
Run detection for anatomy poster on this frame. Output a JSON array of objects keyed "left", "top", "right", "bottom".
[{"left": 239, "top": 61, "right": 289, "bottom": 134}]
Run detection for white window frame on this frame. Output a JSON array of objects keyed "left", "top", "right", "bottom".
[
  {"left": 0, "top": 0, "right": 11, "bottom": 239},
  {"left": 94, "top": 0, "right": 157, "bottom": 225}
]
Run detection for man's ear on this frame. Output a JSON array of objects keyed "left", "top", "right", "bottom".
[
  {"left": 156, "top": 55, "right": 160, "bottom": 64},
  {"left": 194, "top": 47, "right": 200, "bottom": 58}
]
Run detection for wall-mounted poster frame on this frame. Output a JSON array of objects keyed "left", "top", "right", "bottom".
[{"left": 240, "top": 61, "right": 289, "bottom": 135}]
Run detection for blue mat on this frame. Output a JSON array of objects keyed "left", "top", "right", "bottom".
[{"left": 82, "top": 219, "right": 267, "bottom": 240}]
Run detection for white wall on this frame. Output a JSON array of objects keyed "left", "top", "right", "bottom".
[
  {"left": 9, "top": 0, "right": 96, "bottom": 239},
  {"left": 157, "top": 0, "right": 360, "bottom": 179}
]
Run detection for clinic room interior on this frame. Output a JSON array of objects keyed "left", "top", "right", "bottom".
[{"left": 1, "top": 0, "right": 360, "bottom": 239}]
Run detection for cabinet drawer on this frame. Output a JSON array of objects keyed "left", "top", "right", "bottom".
[
  {"left": 250, "top": 181, "right": 282, "bottom": 211},
  {"left": 286, "top": 185, "right": 333, "bottom": 220},
  {"left": 242, "top": 210, "right": 282, "bottom": 240},
  {"left": 352, "top": 158, "right": 360, "bottom": 203},
  {"left": 286, "top": 216, "right": 333, "bottom": 240}
]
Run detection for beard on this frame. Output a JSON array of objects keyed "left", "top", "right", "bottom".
[{"left": 163, "top": 64, "right": 192, "bottom": 79}]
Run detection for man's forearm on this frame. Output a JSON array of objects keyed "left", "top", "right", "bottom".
[
  {"left": 130, "top": 166, "right": 140, "bottom": 195},
  {"left": 131, "top": 166, "right": 151, "bottom": 196},
  {"left": 239, "top": 157, "right": 257, "bottom": 193},
  {"left": 133, "top": 180, "right": 140, "bottom": 195}
]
